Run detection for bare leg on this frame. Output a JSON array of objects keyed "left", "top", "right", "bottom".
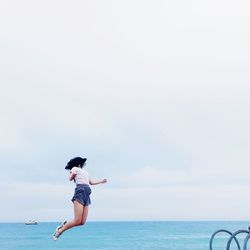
[
  {"left": 80, "top": 205, "right": 89, "bottom": 225},
  {"left": 58, "top": 201, "right": 84, "bottom": 234}
]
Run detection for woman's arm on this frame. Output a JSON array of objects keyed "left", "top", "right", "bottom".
[
  {"left": 69, "top": 171, "right": 77, "bottom": 181},
  {"left": 89, "top": 178, "right": 107, "bottom": 185}
]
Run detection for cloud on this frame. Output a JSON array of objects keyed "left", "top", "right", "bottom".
[
  {"left": 114, "top": 146, "right": 250, "bottom": 188},
  {"left": 2, "top": 181, "right": 250, "bottom": 222},
  {"left": 0, "top": 116, "right": 29, "bottom": 152},
  {"left": 1, "top": 181, "right": 72, "bottom": 222},
  {"left": 77, "top": 184, "right": 250, "bottom": 221},
  {"left": 1, "top": 0, "right": 250, "bottom": 221}
]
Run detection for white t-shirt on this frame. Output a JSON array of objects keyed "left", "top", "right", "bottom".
[{"left": 71, "top": 167, "right": 90, "bottom": 185}]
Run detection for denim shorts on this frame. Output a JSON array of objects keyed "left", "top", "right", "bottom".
[{"left": 71, "top": 184, "right": 92, "bottom": 206}]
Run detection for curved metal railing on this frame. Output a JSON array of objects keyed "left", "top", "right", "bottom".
[{"left": 210, "top": 226, "right": 250, "bottom": 250}]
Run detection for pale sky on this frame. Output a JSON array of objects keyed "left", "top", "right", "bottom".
[{"left": 1, "top": 0, "right": 250, "bottom": 222}]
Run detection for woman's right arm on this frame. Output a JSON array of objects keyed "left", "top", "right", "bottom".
[{"left": 69, "top": 170, "right": 77, "bottom": 181}]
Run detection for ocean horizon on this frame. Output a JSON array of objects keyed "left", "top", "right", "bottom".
[{"left": 1, "top": 220, "right": 250, "bottom": 250}]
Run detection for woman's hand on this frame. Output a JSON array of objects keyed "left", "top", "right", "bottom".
[{"left": 101, "top": 178, "right": 107, "bottom": 184}]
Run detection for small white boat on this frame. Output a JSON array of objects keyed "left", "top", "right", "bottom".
[{"left": 25, "top": 220, "right": 38, "bottom": 225}]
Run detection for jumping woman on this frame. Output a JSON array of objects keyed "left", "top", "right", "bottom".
[{"left": 53, "top": 156, "right": 107, "bottom": 240}]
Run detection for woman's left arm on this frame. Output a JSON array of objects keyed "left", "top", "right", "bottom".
[
  {"left": 69, "top": 171, "right": 77, "bottom": 181},
  {"left": 89, "top": 178, "right": 107, "bottom": 185}
]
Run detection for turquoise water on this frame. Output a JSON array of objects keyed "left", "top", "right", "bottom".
[{"left": 0, "top": 221, "right": 250, "bottom": 250}]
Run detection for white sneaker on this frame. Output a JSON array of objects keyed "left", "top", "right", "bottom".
[{"left": 52, "top": 220, "right": 67, "bottom": 241}]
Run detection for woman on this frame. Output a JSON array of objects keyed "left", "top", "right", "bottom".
[{"left": 53, "top": 156, "right": 107, "bottom": 240}]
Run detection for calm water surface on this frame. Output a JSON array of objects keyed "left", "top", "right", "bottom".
[{"left": 0, "top": 221, "right": 250, "bottom": 250}]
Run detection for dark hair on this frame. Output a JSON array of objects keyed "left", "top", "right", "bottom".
[{"left": 65, "top": 157, "right": 87, "bottom": 170}]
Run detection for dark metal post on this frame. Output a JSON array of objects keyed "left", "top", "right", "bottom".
[
  {"left": 226, "top": 230, "right": 249, "bottom": 250},
  {"left": 209, "top": 226, "right": 250, "bottom": 250},
  {"left": 209, "top": 229, "right": 240, "bottom": 250}
]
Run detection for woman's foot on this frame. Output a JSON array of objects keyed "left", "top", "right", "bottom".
[{"left": 52, "top": 220, "right": 67, "bottom": 241}]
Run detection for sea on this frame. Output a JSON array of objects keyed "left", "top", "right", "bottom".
[{"left": 0, "top": 221, "right": 250, "bottom": 250}]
